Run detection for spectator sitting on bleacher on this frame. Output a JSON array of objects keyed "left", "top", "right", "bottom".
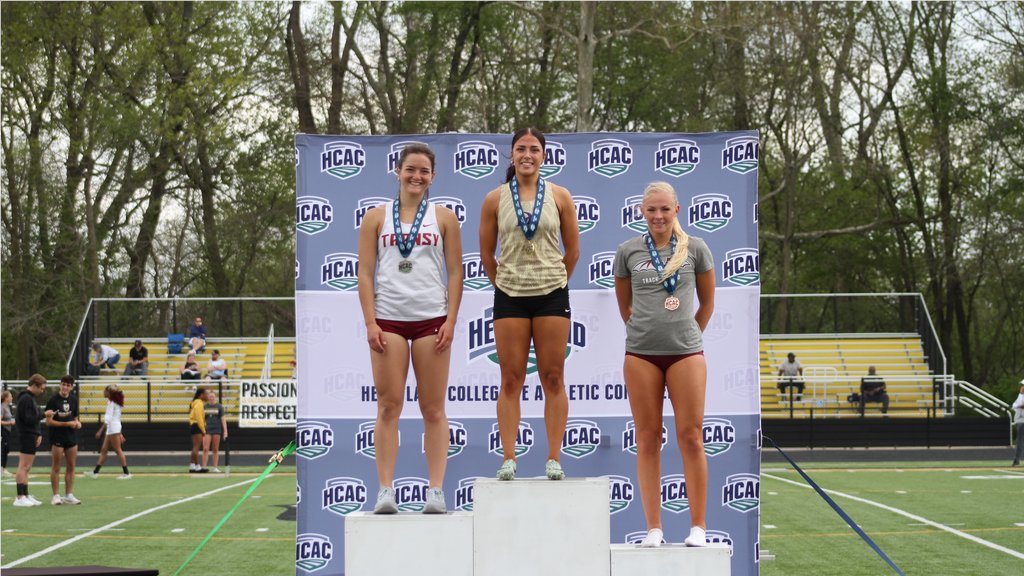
[
  {"left": 859, "top": 366, "right": 890, "bottom": 416},
  {"left": 180, "top": 353, "right": 202, "bottom": 381},
  {"left": 204, "top": 350, "right": 228, "bottom": 382},
  {"left": 123, "top": 340, "right": 149, "bottom": 376},
  {"left": 188, "top": 317, "right": 207, "bottom": 354},
  {"left": 87, "top": 343, "right": 121, "bottom": 375},
  {"left": 777, "top": 352, "right": 805, "bottom": 401}
]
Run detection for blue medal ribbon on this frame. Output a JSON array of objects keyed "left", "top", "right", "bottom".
[
  {"left": 509, "top": 177, "right": 546, "bottom": 241},
  {"left": 644, "top": 233, "right": 678, "bottom": 295},
  {"left": 392, "top": 197, "right": 429, "bottom": 258}
]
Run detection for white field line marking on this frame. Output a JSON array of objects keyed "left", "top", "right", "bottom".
[
  {"left": 998, "top": 469, "right": 1024, "bottom": 477},
  {"left": 763, "top": 473, "right": 1024, "bottom": 561},
  {"left": 171, "top": 528, "right": 185, "bottom": 533},
  {"left": 256, "top": 527, "right": 269, "bottom": 532},
  {"left": 2, "top": 477, "right": 257, "bottom": 569},
  {"left": 68, "top": 528, "right": 124, "bottom": 532}
]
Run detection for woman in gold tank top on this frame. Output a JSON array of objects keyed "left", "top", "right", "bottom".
[{"left": 479, "top": 127, "right": 580, "bottom": 481}]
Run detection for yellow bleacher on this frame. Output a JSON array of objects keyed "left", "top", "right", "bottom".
[
  {"left": 760, "top": 335, "right": 936, "bottom": 418},
  {"left": 77, "top": 339, "right": 295, "bottom": 422}
]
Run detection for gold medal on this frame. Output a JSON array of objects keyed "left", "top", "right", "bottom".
[
  {"left": 526, "top": 241, "right": 535, "bottom": 253},
  {"left": 664, "top": 296, "right": 680, "bottom": 311},
  {"left": 398, "top": 260, "right": 413, "bottom": 273}
]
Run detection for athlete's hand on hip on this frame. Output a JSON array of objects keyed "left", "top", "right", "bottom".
[
  {"left": 435, "top": 320, "right": 455, "bottom": 353},
  {"left": 366, "top": 323, "right": 386, "bottom": 353}
]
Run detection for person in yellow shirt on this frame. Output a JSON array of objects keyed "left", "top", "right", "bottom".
[{"left": 188, "top": 388, "right": 208, "bottom": 473}]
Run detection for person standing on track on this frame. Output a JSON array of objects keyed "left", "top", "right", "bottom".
[
  {"left": 12, "top": 374, "right": 46, "bottom": 507},
  {"left": 45, "top": 375, "right": 83, "bottom": 505}
]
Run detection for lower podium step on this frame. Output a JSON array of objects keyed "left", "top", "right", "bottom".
[
  {"left": 473, "top": 477, "right": 610, "bottom": 576},
  {"left": 610, "top": 543, "right": 732, "bottom": 575},
  {"left": 344, "top": 511, "right": 473, "bottom": 576}
]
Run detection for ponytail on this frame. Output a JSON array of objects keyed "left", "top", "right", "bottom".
[{"left": 662, "top": 218, "right": 690, "bottom": 280}]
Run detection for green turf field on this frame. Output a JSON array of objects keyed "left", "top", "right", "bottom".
[
  {"left": 1, "top": 467, "right": 297, "bottom": 576},
  {"left": 2, "top": 462, "right": 1022, "bottom": 575}
]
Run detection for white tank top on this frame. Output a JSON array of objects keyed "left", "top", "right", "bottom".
[
  {"left": 374, "top": 200, "right": 448, "bottom": 321},
  {"left": 104, "top": 400, "right": 122, "bottom": 435}
]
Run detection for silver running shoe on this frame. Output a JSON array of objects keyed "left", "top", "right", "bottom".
[
  {"left": 496, "top": 459, "right": 517, "bottom": 481},
  {"left": 422, "top": 488, "right": 446, "bottom": 514},
  {"left": 373, "top": 486, "right": 398, "bottom": 514},
  {"left": 545, "top": 459, "right": 565, "bottom": 480}
]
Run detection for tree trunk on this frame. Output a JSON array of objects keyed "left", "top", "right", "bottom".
[{"left": 576, "top": 1, "right": 597, "bottom": 132}]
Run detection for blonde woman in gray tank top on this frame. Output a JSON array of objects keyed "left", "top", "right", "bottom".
[{"left": 479, "top": 128, "right": 580, "bottom": 481}]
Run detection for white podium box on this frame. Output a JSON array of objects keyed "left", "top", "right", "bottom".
[
  {"left": 473, "top": 477, "right": 610, "bottom": 576},
  {"left": 610, "top": 543, "right": 732, "bottom": 576},
  {"left": 344, "top": 511, "right": 473, "bottom": 576}
]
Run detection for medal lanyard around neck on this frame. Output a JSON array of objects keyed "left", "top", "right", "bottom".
[
  {"left": 509, "top": 177, "right": 546, "bottom": 241},
  {"left": 392, "top": 197, "right": 429, "bottom": 258},
  {"left": 644, "top": 233, "right": 678, "bottom": 295}
]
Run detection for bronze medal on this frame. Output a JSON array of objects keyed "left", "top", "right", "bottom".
[{"left": 664, "top": 296, "right": 680, "bottom": 311}]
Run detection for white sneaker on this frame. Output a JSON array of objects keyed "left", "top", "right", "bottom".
[
  {"left": 639, "top": 528, "right": 664, "bottom": 548},
  {"left": 27, "top": 495, "right": 42, "bottom": 506},
  {"left": 51, "top": 494, "right": 63, "bottom": 505},
  {"left": 422, "top": 488, "right": 446, "bottom": 514},
  {"left": 684, "top": 526, "right": 707, "bottom": 547},
  {"left": 62, "top": 494, "right": 81, "bottom": 505},
  {"left": 13, "top": 497, "right": 35, "bottom": 507},
  {"left": 117, "top": 474, "right": 132, "bottom": 480},
  {"left": 373, "top": 487, "right": 397, "bottom": 514},
  {"left": 1, "top": 469, "right": 14, "bottom": 478},
  {"left": 211, "top": 468, "right": 221, "bottom": 473},
  {"left": 84, "top": 471, "right": 99, "bottom": 479}
]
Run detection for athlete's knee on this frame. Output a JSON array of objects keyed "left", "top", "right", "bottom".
[
  {"left": 419, "top": 402, "right": 446, "bottom": 425},
  {"left": 677, "top": 424, "right": 703, "bottom": 454},
  {"left": 377, "top": 399, "right": 403, "bottom": 422},
  {"left": 499, "top": 376, "right": 524, "bottom": 397}
]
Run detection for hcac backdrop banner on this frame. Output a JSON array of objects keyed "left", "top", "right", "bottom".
[{"left": 295, "top": 132, "right": 761, "bottom": 576}]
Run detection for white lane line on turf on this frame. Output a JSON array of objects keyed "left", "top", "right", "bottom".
[
  {"left": 171, "top": 528, "right": 185, "bottom": 533},
  {"left": 68, "top": 528, "right": 124, "bottom": 532},
  {"left": 998, "top": 469, "right": 1024, "bottom": 477},
  {"left": 1015, "top": 523, "right": 1024, "bottom": 527},
  {"left": 1, "top": 477, "right": 257, "bottom": 569},
  {"left": 763, "top": 473, "right": 1024, "bottom": 561},
  {"left": 256, "top": 528, "right": 269, "bottom": 532}
]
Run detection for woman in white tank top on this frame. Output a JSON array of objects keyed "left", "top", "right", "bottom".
[
  {"left": 357, "top": 143, "right": 463, "bottom": 514},
  {"left": 86, "top": 384, "right": 131, "bottom": 479}
]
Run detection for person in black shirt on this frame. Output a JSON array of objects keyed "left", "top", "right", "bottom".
[
  {"left": 859, "top": 366, "right": 890, "bottom": 416},
  {"left": 13, "top": 374, "right": 46, "bottom": 507},
  {"left": 124, "top": 340, "right": 149, "bottom": 376},
  {"left": 45, "top": 375, "right": 82, "bottom": 505}
]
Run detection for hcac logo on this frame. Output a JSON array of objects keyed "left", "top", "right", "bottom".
[
  {"left": 454, "top": 141, "right": 499, "bottom": 180},
  {"left": 705, "top": 530, "right": 734, "bottom": 556},
  {"left": 702, "top": 418, "right": 736, "bottom": 457},
  {"left": 468, "top": 308, "right": 587, "bottom": 373},
  {"left": 422, "top": 421, "right": 467, "bottom": 458},
  {"left": 488, "top": 422, "right": 534, "bottom": 457},
  {"left": 588, "top": 139, "right": 633, "bottom": 178},
  {"left": 540, "top": 141, "right": 566, "bottom": 178},
  {"left": 296, "top": 196, "right": 333, "bottom": 235},
  {"left": 387, "top": 140, "right": 428, "bottom": 174},
  {"left": 562, "top": 419, "right": 601, "bottom": 459},
  {"left": 354, "top": 197, "right": 388, "bottom": 229},
  {"left": 660, "top": 474, "right": 689, "bottom": 513},
  {"left": 320, "top": 477, "right": 367, "bottom": 516},
  {"left": 295, "top": 421, "right": 333, "bottom": 460},
  {"left": 588, "top": 251, "right": 616, "bottom": 289},
  {"left": 296, "top": 533, "right": 332, "bottom": 573},
  {"left": 655, "top": 139, "right": 700, "bottom": 177},
  {"left": 622, "top": 420, "right": 667, "bottom": 455},
  {"left": 455, "top": 477, "right": 484, "bottom": 511},
  {"left": 320, "top": 252, "right": 359, "bottom": 291},
  {"left": 355, "top": 421, "right": 396, "bottom": 459},
  {"left": 608, "top": 474, "right": 634, "bottom": 514},
  {"left": 394, "top": 477, "right": 430, "bottom": 512},
  {"left": 432, "top": 196, "right": 467, "bottom": 227},
  {"left": 722, "top": 248, "right": 760, "bottom": 286},
  {"left": 688, "top": 194, "right": 733, "bottom": 233},
  {"left": 624, "top": 531, "right": 650, "bottom": 545},
  {"left": 722, "top": 473, "right": 760, "bottom": 513},
  {"left": 462, "top": 253, "right": 491, "bottom": 290},
  {"left": 574, "top": 196, "right": 600, "bottom": 234},
  {"left": 295, "top": 259, "right": 300, "bottom": 280},
  {"left": 620, "top": 195, "right": 647, "bottom": 233},
  {"left": 321, "top": 141, "right": 365, "bottom": 180},
  {"left": 721, "top": 136, "right": 759, "bottom": 174}
]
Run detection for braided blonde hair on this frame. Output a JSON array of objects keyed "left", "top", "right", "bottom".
[{"left": 642, "top": 181, "right": 689, "bottom": 280}]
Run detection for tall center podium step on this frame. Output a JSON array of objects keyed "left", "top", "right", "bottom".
[{"left": 344, "top": 476, "right": 731, "bottom": 576}]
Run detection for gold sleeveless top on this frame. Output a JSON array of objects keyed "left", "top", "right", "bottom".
[{"left": 495, "top": 182, "right": 568, "bottom": 296}]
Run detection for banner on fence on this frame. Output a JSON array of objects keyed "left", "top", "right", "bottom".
[{"left": 238, "top": 380, "right": 298, "bottom": 428}]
